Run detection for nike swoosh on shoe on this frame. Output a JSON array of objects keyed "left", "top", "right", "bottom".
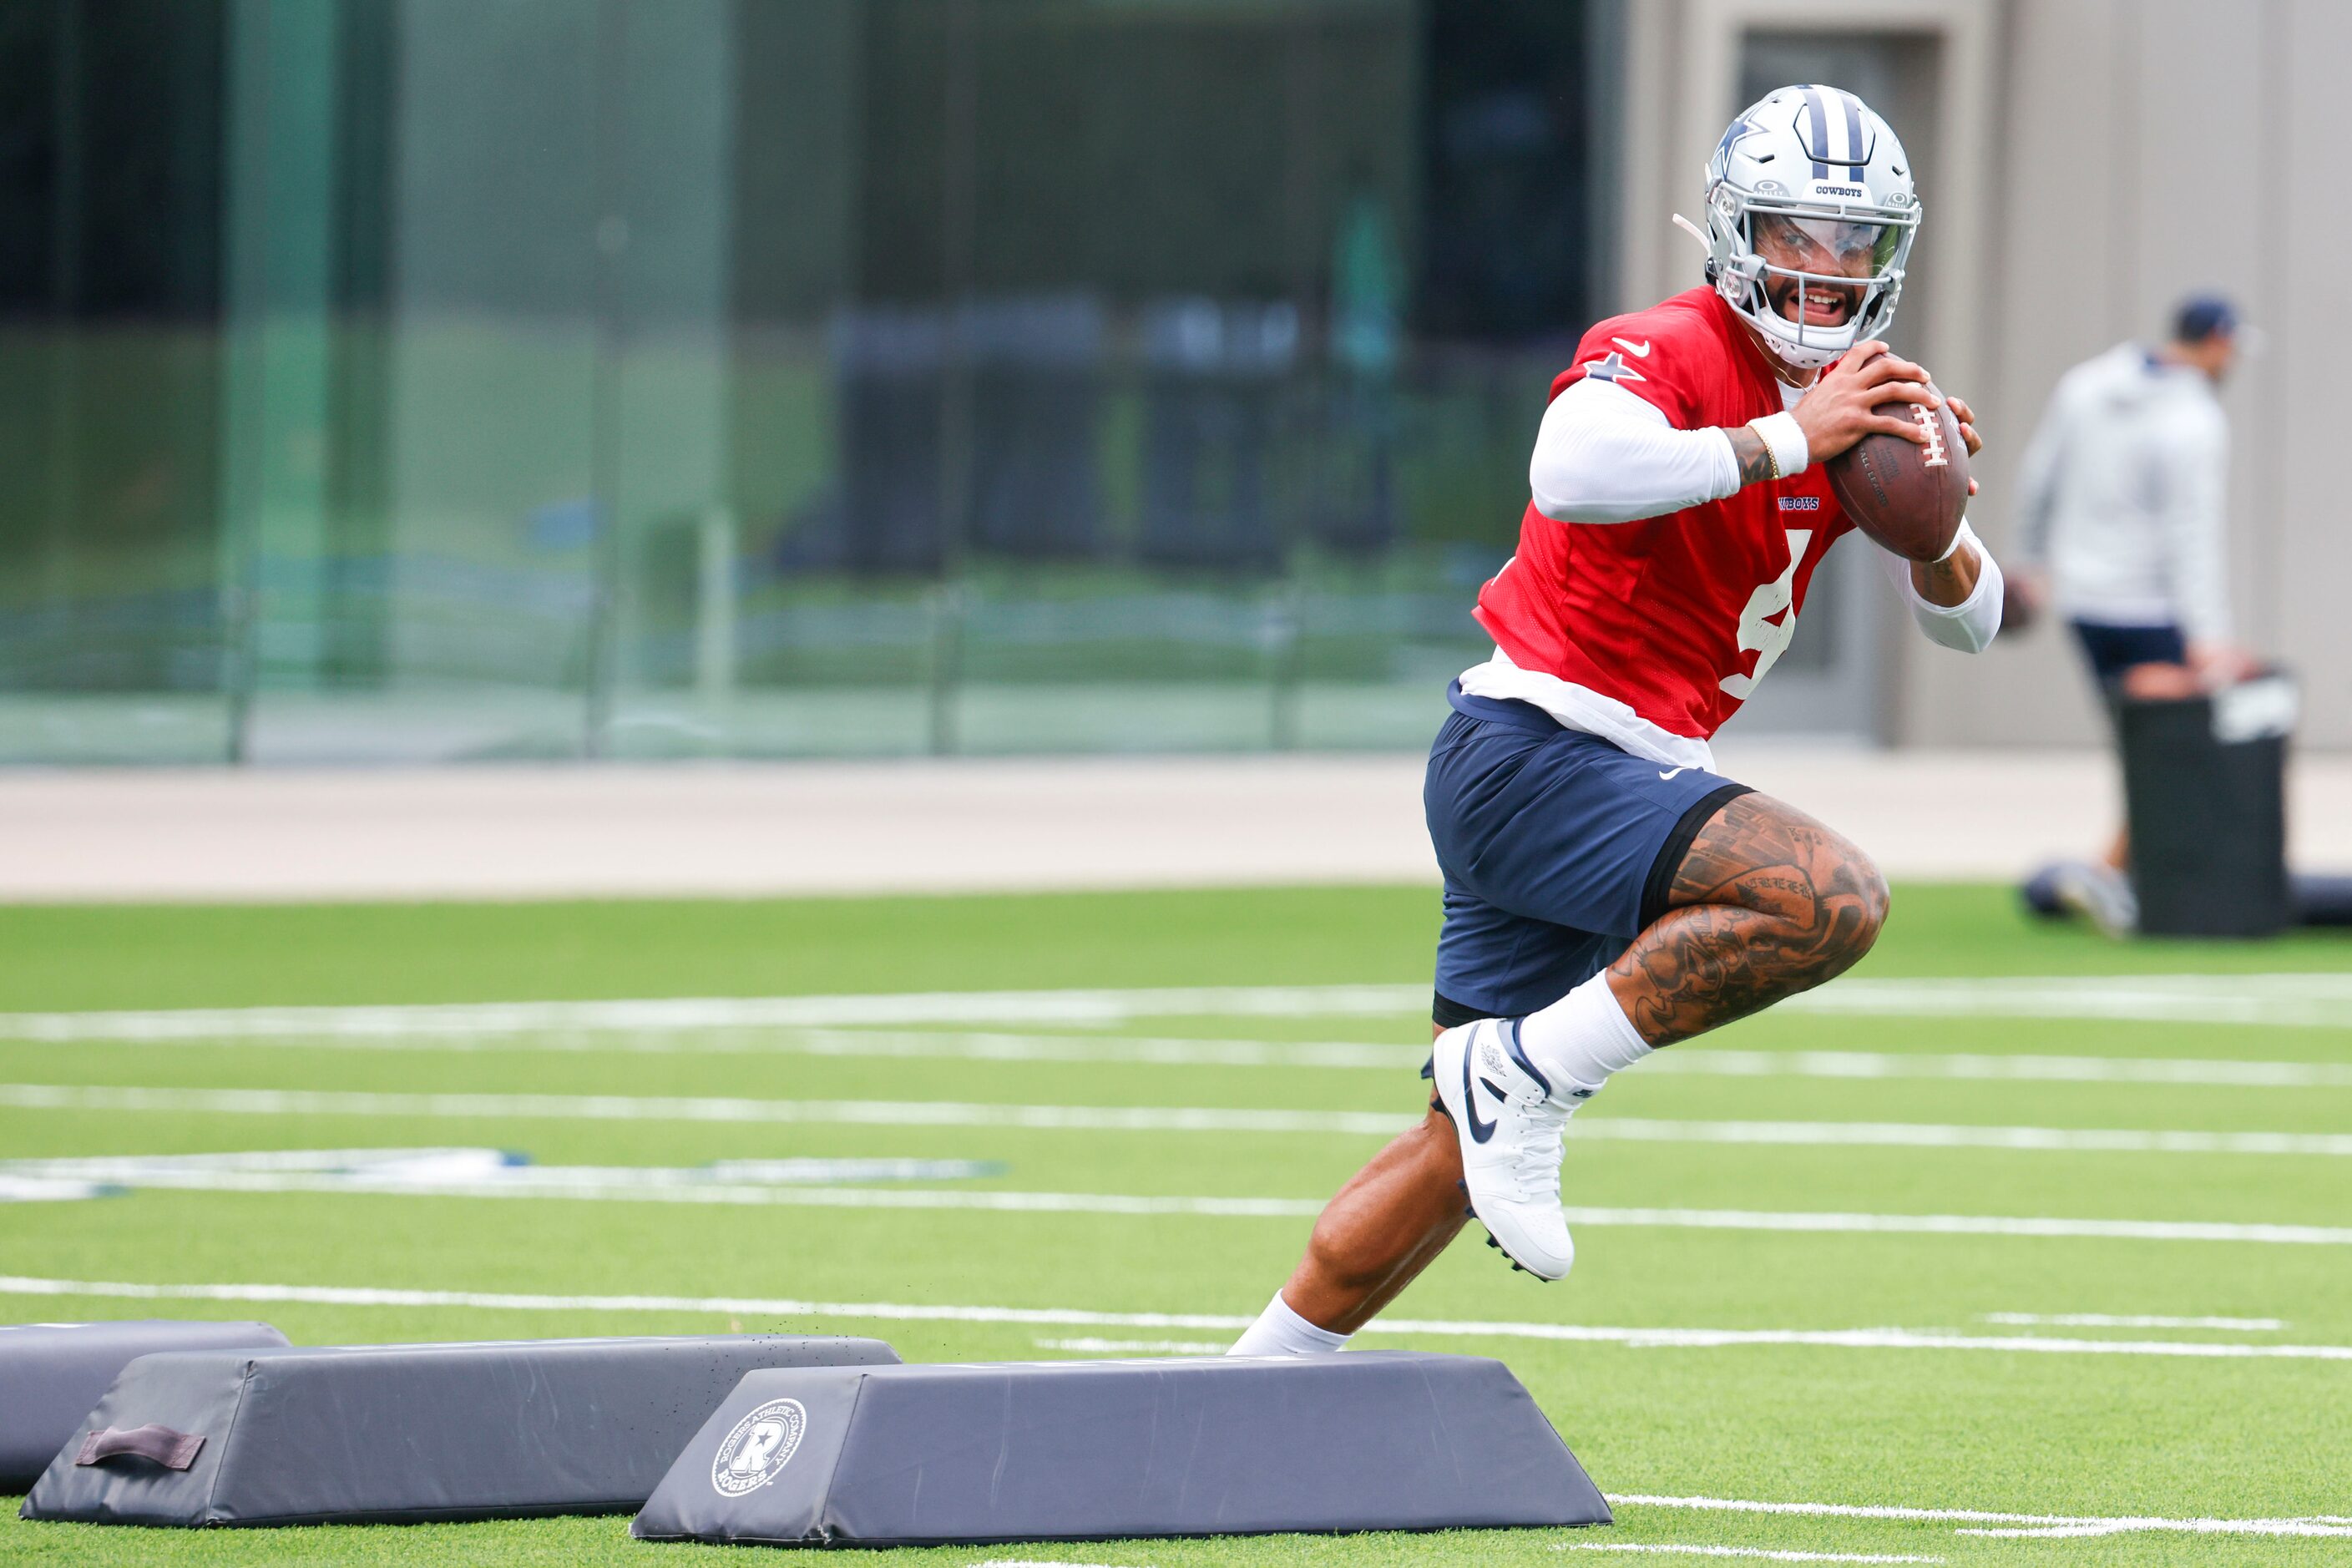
[{"left": 1460, "top": 1044, "right": 1499, "bottom": 1145}]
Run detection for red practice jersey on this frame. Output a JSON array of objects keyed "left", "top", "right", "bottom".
[{"left": 1474, "top": 287, "right": 1854, "bottom": 743}]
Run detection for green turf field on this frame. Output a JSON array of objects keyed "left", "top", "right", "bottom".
[{"left": 2, "top": 884, "right": 2348, "bottom": 1565}]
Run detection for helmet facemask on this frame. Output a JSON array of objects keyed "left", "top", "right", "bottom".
[{"left": 1708, "top": 193, "right": 1916, "bottom": 369}]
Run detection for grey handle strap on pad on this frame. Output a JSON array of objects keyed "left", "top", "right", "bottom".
[{"left": 76, "top": 1424, "right": 206, "bottom": 1470}]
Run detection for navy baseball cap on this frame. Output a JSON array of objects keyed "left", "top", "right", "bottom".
[{"left": 2172, "top": 293, "right": 2241, "bottom": 344}]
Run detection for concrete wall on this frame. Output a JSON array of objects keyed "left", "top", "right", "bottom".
[{"left": 1619, "top": 0, "right": 2349, "bottom": 750}]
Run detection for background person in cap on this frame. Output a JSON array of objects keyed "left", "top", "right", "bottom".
[{"left": 2009, "top": 294, "right": 2260, "bottom": 930}]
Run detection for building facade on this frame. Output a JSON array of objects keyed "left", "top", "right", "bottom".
[
  {"left": 1, "top": 0, "right": 2339, "bottom": 760},
  {"left": 1618, "top": 0, "right": 2348, "bottom": 749}
]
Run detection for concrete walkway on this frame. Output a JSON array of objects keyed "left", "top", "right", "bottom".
[{"left": 0, "top": 749, "right": 2345, "bottom": 902}]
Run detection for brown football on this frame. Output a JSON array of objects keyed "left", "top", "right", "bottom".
[{"left": 1822, "top": 386, "right": 1969, "bottom": 562}]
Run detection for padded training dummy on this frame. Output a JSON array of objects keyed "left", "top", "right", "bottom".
[
  {"left": 0, "top": 1320, "right": 289, "bottom": 1491},
  {"left": 21, "top": 1333, "right": 898, "bottom": 1525},
  {"left": 632, "top": 1351, "right": 1610, "bottom": 1545}
]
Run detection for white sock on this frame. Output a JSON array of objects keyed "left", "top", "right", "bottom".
[
  {"left": 1515, "top": 970, "right": 1652, "bottom": 1102},
  {"left": 1227, "top": 1290, "right": 1350, "bottom": 1356}
]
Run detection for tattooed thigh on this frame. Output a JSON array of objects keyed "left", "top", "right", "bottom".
[{"left": 1606, "top": 791, "right": 1890, "bottom": 1044}]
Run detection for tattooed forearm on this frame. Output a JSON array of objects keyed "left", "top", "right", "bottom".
[
  {"left": 1909, "top": 539, "right": 1981, "bottom": 606},
  {"left": 1606, "top": 792, "right": 1889, "bottom": 1045},
  {"left": 1726, "top": 426, "right": 1778, "bottom": 487}
]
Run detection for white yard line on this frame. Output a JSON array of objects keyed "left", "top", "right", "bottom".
[
  {"left": 6, "top": 1146, "right": 2350, "bottom": 1245},
  {"left": 0, "top": 988, "right": 1432, "bottom": 1040},
  {"left": 0, "top": 1176, "right": 116, "bottom": 1203},
  {"left": 1555, "top": 1206, "right": 2352, "bottom": 1246},
  {"left": 1980, "top": 1312, "right": 2285, "bottom": 1332},
  {"left": 3, "top": 1275, "right": 2351, "bottom": 1363},
  {"left": 1559, "top": 1549, "right": 1941, "bottom": 1564},
  {"left": 1641, "top": 1049, "right": 2352, "bottom": 1090},
  {"left": 1573, "top": 1120, "right": 2352, "bottom": 1156},
  {"left": 1, "top": 1169, "right": 1328, "bottom": 1217},
  {"left": 0, "top": 974, "right": 2345, "bottom": 1042},
  {"left": 3, "top": 1149, "right": 1006, "bottom": 1187},
  {"left": 1791, "top": 974, "right": 2352, "bottom": 1029},
  {"left": 1033, "top": 1338, "right": 1226, "bottom": 1356},
  {"left": 13, "top": 1082, "right": 2352, "bottom": 1159},
  {"left": 1614, "top": 1494, "right": 2352, "bottom": 1540},
  {"left": 9, "top": 1024, "right": 1436, "bottom": 1070},
  {"left": 0, "top": 1083, "right": 1414, "bottom": 1136},
  {"left": 23, "top": 1018, "right": 2352, "bottom": 1095}
]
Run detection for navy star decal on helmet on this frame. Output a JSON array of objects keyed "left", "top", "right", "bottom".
[{"left": 1682, "top": 83, "right": 1920, "bottom": 371}]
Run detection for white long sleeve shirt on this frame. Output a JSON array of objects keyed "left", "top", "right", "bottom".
[{"left": 2013, "top": 343, "right": 2230, "bottom": 640}]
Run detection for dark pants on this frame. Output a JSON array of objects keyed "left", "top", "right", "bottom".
[{"left": 2069, "top": 620, "right": 2186, "bottom": 681}]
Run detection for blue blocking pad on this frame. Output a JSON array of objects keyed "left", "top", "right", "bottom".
[
  {"left": 20, "top": 1334, "right": 898, "bottom": 1525},
  {"left": 632, "top": 1351, "right": 1611, "bottom": 1545},
  {"left": 0, "top": 1321, "right": 290, "bottom": 1491}
]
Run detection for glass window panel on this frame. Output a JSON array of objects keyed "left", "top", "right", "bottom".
[
  {"left": 0, "top": 0, "right": 233, "bottom": 763},
  {"left": 0, "top": 0, "right": 1619, "bottom": 763}
]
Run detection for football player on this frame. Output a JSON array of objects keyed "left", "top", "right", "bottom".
[{"left": 1230, "top": 85, "right": 2005, "bottom": 1356}]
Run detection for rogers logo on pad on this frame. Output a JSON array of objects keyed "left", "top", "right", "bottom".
[{"left": 710, "top": 1398, "right": 807, "bottom": 1497}]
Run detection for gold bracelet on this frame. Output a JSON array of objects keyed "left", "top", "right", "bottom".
[{"left": 1746, "top": 421, "right": 1783, "bottom": 480}]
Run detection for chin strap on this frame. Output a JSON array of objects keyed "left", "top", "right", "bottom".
[{"left": 1673, "top": 213, "right": 1722, "bottom": 286}]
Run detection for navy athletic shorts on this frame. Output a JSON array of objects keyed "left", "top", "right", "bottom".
[
  {"left": 1426, "top": 683, "right": 1750, "bottom": 1026},
  {"left": 2069, "top": 620, "right": 2186, "bottom": 680}
]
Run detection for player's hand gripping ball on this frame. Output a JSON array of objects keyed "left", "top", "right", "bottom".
[
  {"left": 1791, "top": 341, "right": 1973, "bottom": 563},
  {"left": 1823, "top": 386, "right": 1970, "bottom": 561}
]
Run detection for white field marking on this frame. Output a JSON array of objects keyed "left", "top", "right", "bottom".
[
  {"left": 1, "top": 1149, "right": 1009, "bottom": 1188},
  {"left": 0, "top": 1166, "right": 1323, "bottom": 1218},
  {"left": 1640, "top": 1048, "right": 2352, "bottom": 1090},
  {"left": 1, "top": 971, "right": 2347, "bottom": 1043},
  {"left": 11, "top": 1148, "right": 519, "bottom": 1178},
  {"left": 3, "top": 1275, "right": 2352, "bottom": 1363},
  {"left": 1788, "top": 973, "right": 2352, "bottom": 1029},
  {"left": 10, "top": 1149, "right": 2352, "bottom": 1246},
  {"left": 0, "top": 1083, "right": 1412, "bottom": 1137},
  {"left": 707, "top": 1157, "right": 1006, "bottom": 1183},
  {"left": 1555, "top": 1206, "right": 2352, "bottom": 1246},
  {"left": 1571, "top": 1119, "right": 2352, "bottom": 1156},
  {"left": 0, "top": 1175, "right": 116, "bottom": 1202},
  {"left": 0, "top": 987, "right": 1430, "bottom": 1042},
  {"left": 1611, "top": 1495, "right": 2352, "bottom": 1540},
  {"left": 1559, "top": 1549, "right": 1940, "bottom": 1565},
  {"left": 33, "top": 1015, "right": 2352, "bottom": 1095},
  {"left": 1033, "top": 1338, "right": 1225, "bottom": 1356},
  {"left": 18, "top": 1083, "right": 2352, "bottom": 1159},
  {"left": 1981, "top": 1312, "right": 2286, "bottom": 1332},
  {"left": 11, "top": 1023, "right": 1435, "bottom": 1070},
  {"left": 1957, "top": 1520, "right": 2345, "bottom": 1539}
]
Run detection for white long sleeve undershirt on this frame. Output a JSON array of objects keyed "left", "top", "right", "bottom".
[
  {"left": 1525, "top": 375, "right": 2002, "bottom": 653},
  {"left": 1529, "top": 377, "right": 1743, "bottom": 524},
  {"left": 1880, "top": 519, "right": 2004, "bottom": 653}
]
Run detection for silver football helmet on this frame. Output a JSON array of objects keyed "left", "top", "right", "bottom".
[{"left": 1694, "top": 84, "right": 1920, "bottom": 370}]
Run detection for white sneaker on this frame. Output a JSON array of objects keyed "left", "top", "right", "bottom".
[
  {"left": 1429, "top": 1016, "right": 1578, "bottom": 1281},
  {"left": 2050, "top": 860, "right": 2138, "bottom": 938}
]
